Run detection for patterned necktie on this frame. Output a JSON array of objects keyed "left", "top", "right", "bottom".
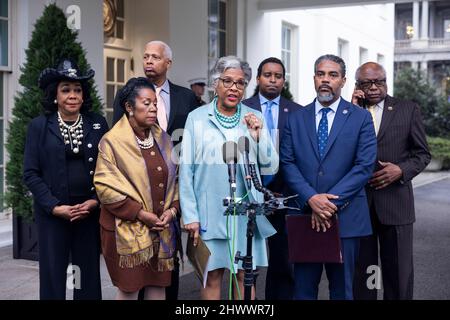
[
  {"left": 318, "top": 108, "right": 331, "bottom": 159},
  {"left": 262, "top": 100, "right": 275, "bottom": 186},
  {"left": 156, "top": 87, "right": 168, "bottom": 131},
  {"left": 367, "top": 105, "right": 378, "bottom": 135},
  {"left": 264, "top": 100, "right": 275, "bottom": 140}
]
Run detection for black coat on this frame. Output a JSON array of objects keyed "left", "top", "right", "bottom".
[
  {"left": 113, "top": 80, "right": 199, "bottom": 136},
  {"left": 23, "top": 112, "right": 109, "bottom": 217},
  {"left": 365, "top": 95, "right": 431, "bottom": 225}
]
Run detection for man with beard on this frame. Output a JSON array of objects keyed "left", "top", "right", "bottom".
[
  {"left": 352, "top": 62, "right": 430, "bottom": 300},
  {"left": 242, "top": 57, "right": 301, "bottom": 300},
  {"left": 280, "top": 54, "right": 377, "bottom": 300},
  {"left": 113, "top": 41, "right": 199, "bottom": 300}
]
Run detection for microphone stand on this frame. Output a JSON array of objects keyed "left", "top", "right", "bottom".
[{"left": 223, "top": 163, "right": 299, "bottom": 300}]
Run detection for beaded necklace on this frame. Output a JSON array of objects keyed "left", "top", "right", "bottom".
[
  {"left": 214, "top": 98, "right": 241, "bottom": 129},
  {"left": 135, "top": 133, "right": 154, "bottom": 150},
  {"left": 58, "top": 112, "right": 83, "bottom": 154}
]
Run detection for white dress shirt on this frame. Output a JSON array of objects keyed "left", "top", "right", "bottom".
[{"left": 315, "top": 97, "right": 341, "bottom": 135}]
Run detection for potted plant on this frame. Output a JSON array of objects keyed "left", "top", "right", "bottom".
[{"left": 426, "top": 136, "right": 450, "bottom": 171}]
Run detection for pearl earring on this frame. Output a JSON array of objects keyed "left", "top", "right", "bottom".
[
  {"left": 54, "top": 99, "right": 57, "bottom": 104},
  {"left": 129, "top": 111, "right": 134, "bottom": 117}
]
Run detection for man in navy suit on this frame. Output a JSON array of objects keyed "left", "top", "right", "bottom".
[
  {"left": 242, "top": 57, "right": 301, "bottom": 300},
  {"left": 280, "top": 54, "right": 377, "bottom": 300}
]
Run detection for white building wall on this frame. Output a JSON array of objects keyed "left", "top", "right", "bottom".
[
  {"left": 245, "top": 4, "right": 395, "bottom": 105},
  {"left": 130, "top": 0, "right": 170, "bottom": 78},
  {"left": 169, "top": 0, "right": 208, "bottom": 89}
]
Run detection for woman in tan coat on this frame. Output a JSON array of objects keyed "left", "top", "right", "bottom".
[{"left": 94, "top": 77, "right": 179, "bottom": 300}]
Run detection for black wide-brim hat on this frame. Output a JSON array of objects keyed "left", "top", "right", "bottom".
[{"left": 38, "top": 58, "right": 95, "bottom": 90}]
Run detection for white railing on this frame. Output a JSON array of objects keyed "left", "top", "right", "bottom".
[{"left": 395, "top": 38, "right": 450, "bottom": 50}]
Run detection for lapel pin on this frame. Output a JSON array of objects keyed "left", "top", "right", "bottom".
[
  {"left": 388, "top": 106, "right": 393, "bottom": 111},
  {"left": 93, "top": 123, "right": 101, "bottom": 130},
  {"left": 284, "top": 108, "right": 289, "bottom": 113},
  {"left": 343, "top": 109, "right": 348, "bottom": 114}
]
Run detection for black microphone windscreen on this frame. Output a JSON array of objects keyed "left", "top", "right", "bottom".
[
  {"left": 238, "top": 136, "right": 250, "bottom": 154},
  {"left": 222, "top": 141, "right": 239, "bottom": 164}
]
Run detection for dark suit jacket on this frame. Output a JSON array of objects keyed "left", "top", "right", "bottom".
[
  {"left": 366, "top": 95, "right": 431, "bottom": 226},
  {"left": 23, "top": 112, "right": 109, "bottom": 218},
  {"left": 242, "top": 95, "right": 302, "bottom": 193},
  {"left": 280, "top": 98, "right": 377, "bottom": 238},
  {"left": 113, "top": 80, "right": 199, "bottom": 137}
]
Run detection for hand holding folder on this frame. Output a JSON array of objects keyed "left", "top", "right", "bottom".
[
  {"left": 286, "top": 214, "right": 343, "bottom": 264},
  {"left": 186, "top": 235, "right": 211, "bottom": 288}
]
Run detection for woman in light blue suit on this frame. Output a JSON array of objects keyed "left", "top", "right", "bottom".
[{"left": 180, "top": 56, "right": 278, "bottom": 300}]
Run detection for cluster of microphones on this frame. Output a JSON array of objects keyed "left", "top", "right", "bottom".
[{"left": 221, "top": 136, "right": 298, "bottom": 214}]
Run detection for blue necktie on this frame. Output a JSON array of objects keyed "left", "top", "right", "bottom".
[
  {"left": 318, "top": 108, "right": 331, "bottom": 159},
  {"left": 264, "top": 101, "right": 275, "bottom": 140},
  {"left": 262, "top": 101, "right": 275, "bottom": 186}
]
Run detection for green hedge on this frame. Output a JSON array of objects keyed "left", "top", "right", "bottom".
[{"left": 427, "top": 136, "right": 450, "bottom": 169}]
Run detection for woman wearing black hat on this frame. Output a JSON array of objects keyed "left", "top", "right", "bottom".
[{"left": 23, "top": 59, "right": 108, "bottom": 300}]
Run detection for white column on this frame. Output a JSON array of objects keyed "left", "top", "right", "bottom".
[
  {"left": 413, "top": 1, "right": 420, "bottom": 40},
  {"left": 421, "top": 1, "right": 429, "bottom": 39},
  {"left": 429, "top": 2, "right": 435, "bottom": 38}
]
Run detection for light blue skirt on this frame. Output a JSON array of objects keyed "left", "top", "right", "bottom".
[{"left": 204, "top": 215, "right": 269, "bottom": 273}]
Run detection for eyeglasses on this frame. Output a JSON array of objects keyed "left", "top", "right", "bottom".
[
  {"left": 357, "top": 79, "right": 386, "bottom": 90},
  {"left": 219, "top": 78, "right": 247, "bottom": 90}
]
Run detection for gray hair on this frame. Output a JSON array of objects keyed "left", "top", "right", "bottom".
[
  {"left": 355, "top": 62, "right": 386, "bottom": 80},
  {"left": 210, "top": 56, "right": 252, "bottom": 86},
  {"left": 146, "top": 40, "right": 173, "bottom": 60},
  {"left": 314, "top": 54, "right": 346, "bottom": 77}
]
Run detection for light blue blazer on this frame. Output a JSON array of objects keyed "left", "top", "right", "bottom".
[{"left": 179, "top": 101, "right": 278, "bottom": 240}]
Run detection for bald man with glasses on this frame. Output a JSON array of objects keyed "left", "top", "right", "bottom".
[{"left": 352, "top": 62, "right": 431, "bottom": 300}]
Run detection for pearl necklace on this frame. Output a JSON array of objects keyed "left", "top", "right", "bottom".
[
  {"left": 135, "top": 133, "right": 154, "bottom": 149},
  {"left": 214, "top": 99, "right": 241, "bottom": 129},
  {"left": 58, "top": 112, "right": 83, "bottom": 154}
]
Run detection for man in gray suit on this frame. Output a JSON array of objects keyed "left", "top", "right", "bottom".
[{"left": 352, "top": 62, "right": 431, "bottom": 300}]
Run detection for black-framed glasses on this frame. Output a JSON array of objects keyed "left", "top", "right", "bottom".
[
  {"left": 356, "top": 79, "right": 386, "bottom": 90},
  {"left": 219, "top": 78, "right": 247, "bottom": 90}
]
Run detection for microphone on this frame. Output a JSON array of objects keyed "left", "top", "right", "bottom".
[
  {"left": 238, "top": 136, "right": 252, "bottom": 190},
  {"left": 222, "top": 141, "right": 239, "bottom": 194}
]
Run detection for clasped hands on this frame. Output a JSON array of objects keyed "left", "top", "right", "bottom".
[
  {"left": 307, "top": 194, "right": 339, "bottom": 232},
  {"left": 52, "top": 199, "right": 98, "bottom": 222},
  {"left": 137, "top": 208, "right": 176, "bottom": 232}
]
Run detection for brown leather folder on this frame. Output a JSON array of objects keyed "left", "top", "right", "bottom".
[
  {"left": 186, "top": 236, "right": 211, "bottom": 288},
  {"left": 286, "top": 214, "right": 343, "bottom": 264}
]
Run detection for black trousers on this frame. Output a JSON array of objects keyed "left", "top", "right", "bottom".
[
  {"left": 265, "top": 212, "right": 295, "bottom": 300},
  {"left": 37, "top": 210, "right": 102, "bottom": 300},
  {"left": 353, "top": 205, "right": 414, "bottom": 300}
]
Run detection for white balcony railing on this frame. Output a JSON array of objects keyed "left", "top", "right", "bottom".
[{"left": 395, "top": 38, "right": 450, "bottom": 50}]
